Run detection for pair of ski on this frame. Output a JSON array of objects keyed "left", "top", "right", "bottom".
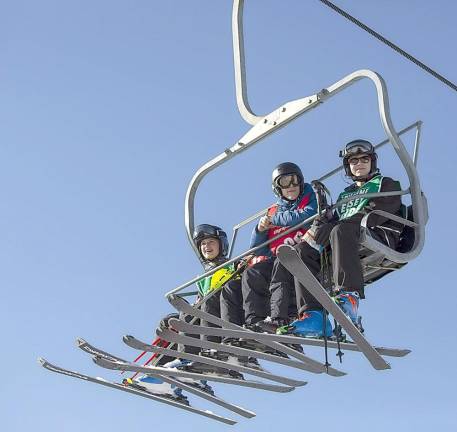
[
  {"left": 39, "top": 333, "right": 302, "bottom": 425},
  {"left": 39, "top": 338, "right": 254, "bottom": 425},
  {"left": 39, "top": 246, "right": 409, "bottom": 424},
  {"left": 276, "top": 245, "right": 411, "bottom": 369},
  {"left": 38, "top": 357, "right": 237, "bottom": 425},
  {"left": 168, "top": 245, "right": 410, "bottom": 372}
]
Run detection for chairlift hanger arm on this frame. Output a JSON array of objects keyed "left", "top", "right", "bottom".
[{"left": 232, "top": 0, "right": 261, "bottom": 125}]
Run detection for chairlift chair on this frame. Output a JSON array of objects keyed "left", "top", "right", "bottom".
[{"left": 168, "top": 0, "right": 428, "bottom": 300}]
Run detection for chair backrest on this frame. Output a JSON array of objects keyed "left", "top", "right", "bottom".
[
  {"left": 361, "top": 204, "right": 415, "bottom": 285},
  {"left": 397, "top": 204, "right": 415, "bottom": 253}
]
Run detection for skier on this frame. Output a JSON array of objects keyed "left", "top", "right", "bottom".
[
  {"left": 220, "top": 162, "right": 317, "bottom": 335},
  {"left": 193, "top": 224, "right": 244, "bottom": 336},
  {"left": 282, "top": 139, "right": 403, "bottom": 337},
  {"left": 131, "top": 224, "right": 252, "bottom": 398}
]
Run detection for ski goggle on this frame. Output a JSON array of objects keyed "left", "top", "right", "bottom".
[
  {"left": 276, "top": 174, "right": 301, "bottom": 188},
  {"left": 193, "top": 224, "right": 225, "bottom": 242},
  {"left": 340, "top": 140, "right": 374, "bottom": 158},
  {"left": 348, "top": 155, "right": 371, "bottom": 165}
]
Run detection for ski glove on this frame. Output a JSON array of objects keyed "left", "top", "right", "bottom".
[
  {"left": 159, "top": 313, "right": 180, "bottom": 330},
  {"left": 314, "top": 220, "right": 337, "bottom": 246}
]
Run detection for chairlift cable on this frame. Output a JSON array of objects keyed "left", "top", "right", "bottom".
[{"left": 318, "top": 0, "right": 457, "bottom": 93}]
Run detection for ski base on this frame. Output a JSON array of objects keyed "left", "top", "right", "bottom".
[
  {"left": 168, "top": 319, "right": 410, "bottom": 358},
  {"left": 38, "top": 357, "right": 237, "bottom": 425},
  {"left": 123, "top": 334, "right": 306, "bottom": 387},
  {"left": 277, "top": 244, "right": 392, "bottom": 370},
  {"left": 167, "top": 294, "right": 346, "bottom": 377},
  {"left": 76, "top": 338, "right": 256, "bottom": 418}
]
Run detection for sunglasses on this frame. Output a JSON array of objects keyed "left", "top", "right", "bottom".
[{"left": 348, "top": 155, "right": 371, "bottom": 165}]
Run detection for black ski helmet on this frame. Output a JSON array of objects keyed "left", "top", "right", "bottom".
[
  {"left": 192, "top": 224, "right": 229, "bottom": 261},
  {"left": 339, "top": 139, "right": 378, "bottom": 181},
  {"left": 271, "top": 162, "right": 304, "bottom": 200}
]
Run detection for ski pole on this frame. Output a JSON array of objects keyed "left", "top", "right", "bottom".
[{"left": 129, "top": 339, "right": 171, "bottom": 380}]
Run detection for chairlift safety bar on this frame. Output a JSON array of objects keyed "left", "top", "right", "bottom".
[{"left": 167, "top": 188, "right": 410, "bottom": 297}]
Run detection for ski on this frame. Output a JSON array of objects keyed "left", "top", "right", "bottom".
[
  {"left": 167, "top": 294, "right": 346, "bottom": 377},
  {"left": 76, "top": 338, "right": 256, "bottom": 418},
  {"left": 158, "top": 320, "right": 320, "bottom": 371},
  {"left": 169, "top": 318, "right": 410, "bottom": 358},
  {"left": 38, "top": 357, "right": 237, "bottom": 425},
  {"left": 93, "top": 356, "right": 297, "bottom": 393},
  {"left": 124, "top": 332, "right": 305, "bottom": 388},
  {"left": 277, "top": 244, "right": 392, "bottom": 370}
]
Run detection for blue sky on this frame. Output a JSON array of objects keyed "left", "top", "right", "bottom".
[{"left": 2, "top": 1, "right": 456, "bottom": 430}]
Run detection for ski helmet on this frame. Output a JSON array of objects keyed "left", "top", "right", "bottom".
[
  {"left": 192, "top": 224, "right": 229, "bottom": 261},
  {"left": 339, "top": 139, "right": 378, "bottom": 181},
  {"left": 271, "top": 162, "right": 304, "bottom": 200}
]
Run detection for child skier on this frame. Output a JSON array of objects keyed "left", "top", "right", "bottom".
[
  {"left": 131, "top": 224, "right": 250, "bottom": 399},
  {"left": 219, "top": 162, "right": 317, "bottom": 333},
  {"left": 282, "top": 139, "right": 403, "bottom": 337}
]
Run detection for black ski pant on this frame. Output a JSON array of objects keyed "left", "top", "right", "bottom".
[
  {"left": 294, "top": 221, "right": 397, "bottom": 315},
  {"left": 173, "top": 291, "right": 221, "bottom": 353},
  {"left": 242, "top": 259, "right": 297, "bottom": 325},
  {"left": 158, "top": 286, "right": 236, "bottom": 357},
  {"left": 200, "top": 289, "right": 222, "bottom": 344},
  {"left": 198, "top": 278, "right": 244, "bottom": 343},
  {"left": 220, "top": 278, "right": 244, "bottom": 326},
  {"left": 155, "top": 312, "right": 201, "bottom": 360}
]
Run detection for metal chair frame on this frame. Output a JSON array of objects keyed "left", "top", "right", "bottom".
[{"left": 166, "top": 0, "right": 427, "bottom": 298}]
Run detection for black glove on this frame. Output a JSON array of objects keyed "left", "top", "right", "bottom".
[
  {"left": 159, "top": 312, "right": 180, "bottom": 330},
  {"left": 314, "top": 220, "right": 337, "bottom": 246},
  {"left": 235, "top": 256, "right": 252, "bottom": 271}
]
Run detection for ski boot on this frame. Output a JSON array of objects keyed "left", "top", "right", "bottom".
[
  {"left": 278, "top": 310, "right": 333, "bottom": 338},
  {"left": 233, "top": 325, "right": 286, "bottom": 357},
  {"left": 221, "top": 336, "right": 240, "bottom": 346},
  {"left": 200, "top": 349, "right": 265, "bottom": 372},
  {"left": 167, "top": 355, "right": 244, "bottom": 380},
  {"left": 334, "top": 291, "right": 364, "bottom": 332},
  {"left": 226, "top": 354, "right": 265, "bottom": 372},
  {"left": 162, "top": 358, "right": 215, "bottom": 393},
  {"left": 255, "top": 317, "right": 289, "bottom": 334},
  {"left": 124, "top": 376, "right": 189, "bottom": 405}
]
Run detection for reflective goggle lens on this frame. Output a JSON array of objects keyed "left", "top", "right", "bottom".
[
  {"left": 345, "top": 141, "right": 373, "bottom": 156},
  {"left": 277, "top": 174, "right": 300, "bottom": 188},
  {"left": 194, "top": 225, "right": 220, "bottom": 241}
]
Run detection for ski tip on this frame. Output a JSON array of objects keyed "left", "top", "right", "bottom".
[
  {"left": 37, "top": 357, "right": 47, "bottom": 367},
  {"left": 167, "top": 318, "right": 180, "bottom": 330},
  {"left": 75, "top": 337, "right": 87, "bottom": 348},
  {"left": 326, "top": 368, "right": 347, "bottom": 377},
  {"left": 93, "top": 356, "right": 119, "bottom": 370},
  {"left": 277, "top": 244, "right": 294, "bottom": 251},
  {"left": 167, "top": 294, "right": 187, "bottom": 307},
  {"left": 276, "top": 244, "right": 294, "bottom": 256},
  {"left": 375, "top": 362, "right": 391, "bottom": 371},
  {"left": 291, "top": 380, "right": 308, "bottom": 387},
  {"left": 280, "top": 386, "right": 296, "bottom": 393},
  {"left": 123, "top": 335, "right": 134, "bottom": 343},
  {"left": 92, "top": 355, "right": 103, "bottom": 366}
]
